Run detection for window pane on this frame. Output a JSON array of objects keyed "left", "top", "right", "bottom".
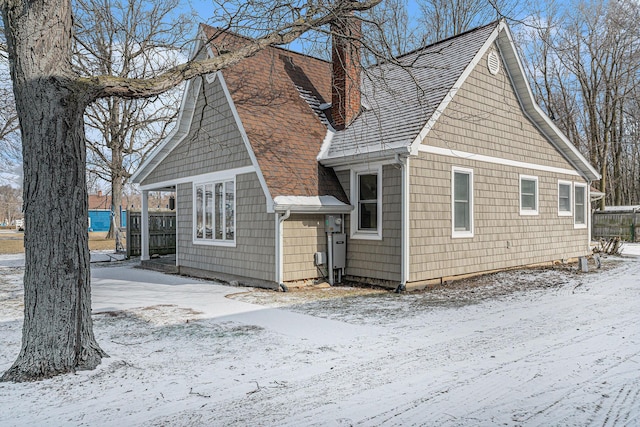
[
  {"left": 559, "top": 184, "right": 571, "bottom": 212},
  {"left": 359, "top": 202, "right": 377, "bottom": 230},
  {"left": 195, "top": 185, "right": 204, "bottom": 239},
  {"left": 454, "top": 172, "right": 469, "bottom": 202},
  {"left": 454, "top": 172, "right": 470, "bottom": 231},
  {"left": 359, "top": 174, "right": 377, "bottom": 201},
  {"left": 205, "top": 184, "right": 213, "bottom": 239},
  {"left": 521, "top": 179, "right": 536, "bottom": 210},
  {"left": 225, "top": 181, "right": 235, "bottom": 240},
  {"left": 454, "top": 201, "right": 469, "bottom": 230},
  {"left": 215, "top": 183, "right": 223, "bottom": 239},
  {"left": 575, "top": 187, "right": 585, "bottom": 224}
]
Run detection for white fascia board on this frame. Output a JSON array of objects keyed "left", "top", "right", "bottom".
[
  {"left": 322, "top": 145, "right": 411, "bottom": 169},
  {"left": 494, "top": 26, "right": 600, "bottom": 182},
  {"left": 419, "top": 145, "right": 581, "bottom": 177},
  {"left": 274, "top": 204, "right": 353, "bottom": 214},
  {"left": 139, "top": 165, "right": 255, "bottom": 191},
  {"left": 408, "top": 22, "right": 503, "bottom": 154},
  {"left": 217, "top": 72, "right": 275, "bottom": 213}
]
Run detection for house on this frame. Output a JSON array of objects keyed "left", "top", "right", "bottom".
[
  {"left": 131, "top": 19, "right": 600, "bottom": 290},
  {"left": 88, "top": 190, "right": 112, "bottom": 232},
  {"left": 87, "top": 190, "right": 145, "bottom": 231}
]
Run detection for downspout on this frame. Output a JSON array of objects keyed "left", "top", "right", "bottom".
[
  {"left": 587, "top": 181, "right": 592, "bottom": 250},
  {"left": 275, "top": 209, "right": 291, "bottom": 291},
  {"left": 396, "top": 154, "right": 410, "bottom": 292}
]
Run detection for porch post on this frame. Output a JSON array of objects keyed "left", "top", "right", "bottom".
[{"left": 141, "top": 190, "right": 150, "bottom": 261}]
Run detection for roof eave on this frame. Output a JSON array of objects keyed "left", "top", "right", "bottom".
[
  {"left": 319, "top": 145, "right": 411, "bottom": 168},
  {"left": 274, "top": 204, "right": 354, "bottom": 214}
]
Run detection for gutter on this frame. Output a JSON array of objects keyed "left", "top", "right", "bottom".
[{"left": 273, "top": 205, "right": 353, "bottom": 214}]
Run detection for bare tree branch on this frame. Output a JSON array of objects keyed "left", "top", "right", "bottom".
[{"left": 82, "top": 0, "right": 382, "bottom": 100}]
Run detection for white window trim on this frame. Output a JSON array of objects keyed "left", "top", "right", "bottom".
[
  {"left": 350, "top": 165, "right": 383, "bottom": 240},
  {"left": 558, "top": 180, "right": 573, "bottom": 217},
  {"left": 192, "top": 177, "right": 237, "bottom": 247},
  {"left": 574, "top": 182, "right": 588, "bottom": 229},
  {"left": 452, "top": 166, "right": 474, "bottom": 238},
  {"left": 519, "top": 175, "right": 539, "bottom": 216}
]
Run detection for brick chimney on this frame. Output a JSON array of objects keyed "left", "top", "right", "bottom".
[{"left": 331, "top": 10, "right": 361, "bottom": 130}]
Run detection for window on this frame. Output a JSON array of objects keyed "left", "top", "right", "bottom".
[
  {"left": 350, "top": 166, "right": 382, "bottom": 240},
  {"left": 558, "top": 181, "right": 572, "bottom": 216},
  {"left": 452, "top": 167, "right": 473, "bottom": 238},
  {"left": 358, "top": 174, "right": 378, "bottom": 230},
  {"left": 520, "top": 175, "right": 538, "bottom": 215},
  {"left": 574, "top": 183, "right": 587, "bottom": 228},
  {"left": 194, "top": 179, "right": 235, "bottom": 244}
]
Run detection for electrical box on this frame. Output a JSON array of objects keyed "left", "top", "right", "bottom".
[
  {"left": 314, "top": 251, "right": 327, "bottom": 266},
  {"left": 325, "top": 215, "right": 343, "bottom": 233},
  {"left": 332, "top": 233, "right": 346, "bottom": 269}
]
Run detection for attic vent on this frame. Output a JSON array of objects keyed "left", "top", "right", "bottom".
[{"left": 487, "top": 51, "right": 500, "bottom": 75}]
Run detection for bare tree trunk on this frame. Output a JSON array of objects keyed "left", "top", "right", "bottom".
[
  {"left": 1, "top": 0, "right": 106, "bottom": 382},
  {"left": 106, "top": 148, "right": 125, "bottom": 241}
]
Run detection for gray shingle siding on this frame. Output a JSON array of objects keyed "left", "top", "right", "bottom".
[{"left": 143, "top": 76, "right": 252, "bottom": 186}]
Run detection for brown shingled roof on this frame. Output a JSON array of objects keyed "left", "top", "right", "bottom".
[
  {"left": 88, "top": 191, "right": 111, "bottom": 210},
  {"left": 202, "top": 25, "right": 348, "bottom": 203}
]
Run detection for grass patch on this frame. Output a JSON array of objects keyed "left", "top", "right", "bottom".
[{"left": 0, "top": 231, "right": 116, "bottom": 254}]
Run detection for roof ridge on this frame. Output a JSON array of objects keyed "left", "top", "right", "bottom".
[
  {"left": 367, "top": 20, "right": 500, "bottom": 70},
  {"left": 200, "top": 23, "right": 331, "bottom": 64}
]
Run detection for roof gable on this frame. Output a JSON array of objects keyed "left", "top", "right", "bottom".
[
  {"left": 323, "top": 22, "right": 497, "bottom": 162},
  {"left": 206, "top": 27, "right": 347, "bottom": 202},
  {"left": 319, "top": 20, "right": 599, "bottom": 181},
  {"left": 134, "top": 25, "right": 348, "bottom": 205}
]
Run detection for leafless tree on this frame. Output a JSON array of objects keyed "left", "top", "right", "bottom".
[
  {"left": 524, "top": 0, "right": 640, "bottom": 208},
  {"left": 0, "top": 52, "right": 20, "bottom": 180},
  {"left": 417, "top": 0, "right": 516, "bottom": 43},
  {"left": 0, "top": 184, "right": 21, "bottom": 224},
  {"left": 0, "top": 0, "right": 381, "bottom": 382},
  {"left": 74, "top": 0, "right": 189, "bottom": 239}
]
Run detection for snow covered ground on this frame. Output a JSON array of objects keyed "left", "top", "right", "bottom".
[{"left": 0, "top": 246, "right": 639, "bottom": 426}]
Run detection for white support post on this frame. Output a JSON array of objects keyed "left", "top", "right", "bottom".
[{"left": 141, "top": 190, "right": 150, "bottom": 261}]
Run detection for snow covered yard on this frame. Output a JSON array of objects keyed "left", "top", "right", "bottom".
[{"left": 1, "top": 247, "right": 639, "bottom": 426}]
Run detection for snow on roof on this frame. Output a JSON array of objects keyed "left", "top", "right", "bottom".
[{"left": 273, "top": 195, "right": 352, "bottom": 213}]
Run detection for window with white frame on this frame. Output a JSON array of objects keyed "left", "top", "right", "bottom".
[
  {"left": 350, "top": 166, "right": 382, "bottom": 240},
  {"left": 520, "top": 175, "right": 538, "bottom": 215},
  {"left": 452, "top": 167, "right": 473, "bottom": 237},
  {"left": 574, "top": 183, "right": 587, "bottom": 227},
  {"left": 194, "top": 179, "right": 235, "bottom": 243},
  {"left": 558, "top": 181, "right": 572, "bottom": 216}
]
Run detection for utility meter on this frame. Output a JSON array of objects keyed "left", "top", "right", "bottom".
[{"left": 325, "top": 215, "right": 342, "bottom": 233}]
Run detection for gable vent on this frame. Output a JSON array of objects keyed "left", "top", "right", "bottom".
[{"left": 487, "top": 51, "right": 500, "bottom": 75}]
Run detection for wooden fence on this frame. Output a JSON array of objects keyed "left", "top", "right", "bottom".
[
  {"left": 592, "top": 210, "right": 639, "bottom": 242},
  {"left": 126, "top": 211, "right": 176, "bottom": 258}
]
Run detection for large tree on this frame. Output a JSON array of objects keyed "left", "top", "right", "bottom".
[{"left": 0, "top": 0, "right": 380, "bottom": 382}]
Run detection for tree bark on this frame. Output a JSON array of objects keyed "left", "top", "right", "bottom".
[{"left": 1, "top": 0, "right": 107, "bottom": 381}]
